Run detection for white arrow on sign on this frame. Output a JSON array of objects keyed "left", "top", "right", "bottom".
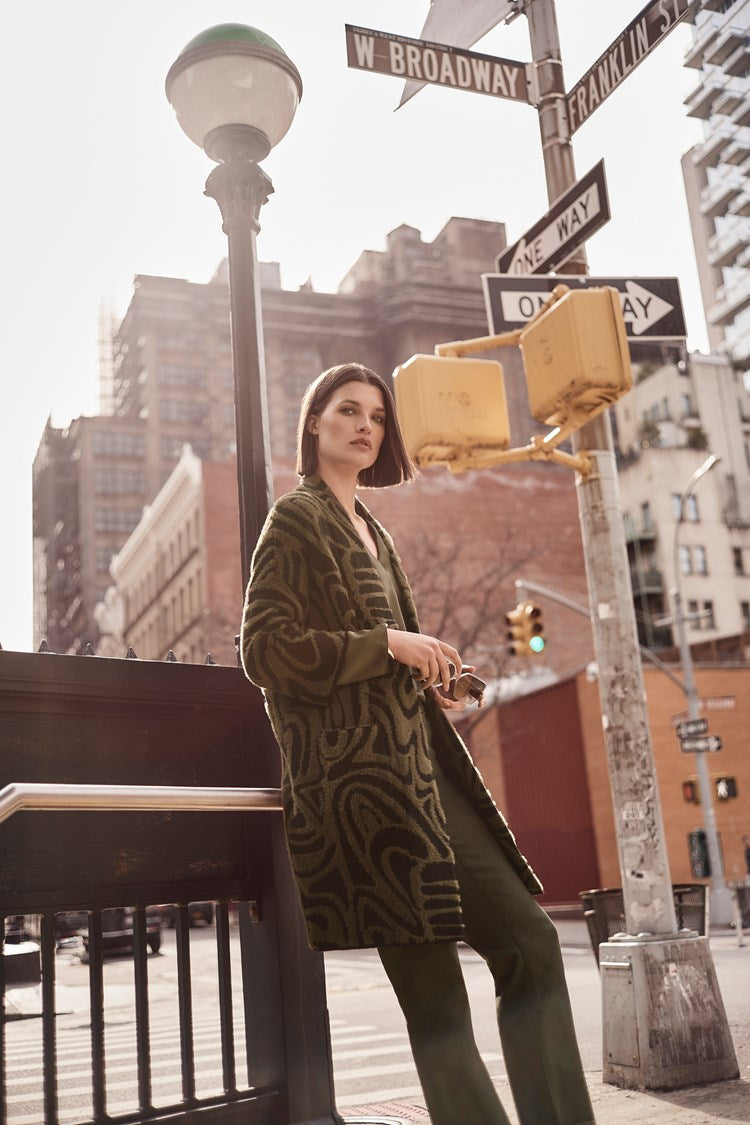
[
  {"left": 500, "top": 280, "right": 675, "bottom": 336},
  {"left": 621, "top": 281, "right": 673, "bottom": 337},
  {"left": 505, "top": 183, "right": 604, "bottom": 275}
]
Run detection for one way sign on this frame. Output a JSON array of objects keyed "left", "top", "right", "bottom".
[
  {"left": 496, "top": 161, "right": 610, "bottom": 275},
  {"left": 482, "top": 273, "right": 686, "bottom": 340}
]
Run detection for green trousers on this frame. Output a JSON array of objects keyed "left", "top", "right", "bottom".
[{"left": 378, "top": 746, "right": 595, "bottom": 1125}]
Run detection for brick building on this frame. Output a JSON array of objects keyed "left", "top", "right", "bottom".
[
  {"left": 108, "top": 449, "right": 241, "bottom": 667},
  {"left": 35, "top": 217, "right": 531, "bottom": 652},
  {"left": 32, "top": 415, "right": 147, "bottom": 653},
  {"left": 459, "top": 664, "right": 750, "bottom": 904}
]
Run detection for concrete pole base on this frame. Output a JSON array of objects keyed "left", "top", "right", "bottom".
[
  {"left": 709, "top": 885, "right": 737, "bottom": 927},
  {"left": 601, "top": 933, "right": 738, "bottom": 1089}
]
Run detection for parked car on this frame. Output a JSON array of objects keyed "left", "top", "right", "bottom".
[
  {"left": 55, "top": 911, "right": 89, "bottom": 947},
  {"left": 159, "top": 901, "right": 214, "bottom": 928},
  {"left": 79, "top": 907, "right": 162, "bottom": 962}
]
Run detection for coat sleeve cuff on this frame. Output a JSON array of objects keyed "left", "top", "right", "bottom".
[{"left": 336, "top": 623, "right": 390, "bottom": 685}]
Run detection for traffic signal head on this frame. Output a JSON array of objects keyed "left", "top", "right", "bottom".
[
  {"left": 715, "top": 777, "right": 737, "bottom": 801},
  {"left": 682, "top": 780, "right": 699, "bottom": 804},
  {"left": 506, "top": 601, "right": 545, "bottom": 657},
  {"left": 519, "top": 286, "right": 632, "bottom": 430},
  {"left": 392, "top": 354, "right": 510, "bottom": 473}
]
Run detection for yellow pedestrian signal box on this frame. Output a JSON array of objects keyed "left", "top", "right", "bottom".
[
  {"left": 393, "top": 354, "right": 510, "bottom": 473},
  {"left": 506, "top": 602, "right": 546, "bottom": 657},
  {"left": 519, "top": 286, "right": 632, "bottom": 429}
]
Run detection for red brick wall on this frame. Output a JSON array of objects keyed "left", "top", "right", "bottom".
[
  {"left": 489, "top": 679, "right": 601, "bottom": 903},
  {"left": 576, "top": 666, "right": 750, "bottom": 889},
  {"left": 202, "top": 460, "right": 242, "bottom": 666}
]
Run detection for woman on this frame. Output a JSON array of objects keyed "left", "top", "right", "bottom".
[{"left": 241, "top": 362, "right": 594, "bottom": 1125}]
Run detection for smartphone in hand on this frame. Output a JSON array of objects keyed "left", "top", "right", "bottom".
[{"left": 437, "top": 665, "right": 486, "bottom": 702}]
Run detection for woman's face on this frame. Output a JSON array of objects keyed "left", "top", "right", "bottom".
[{"left": 309, "top": 380, "right": 387, "bottom": 476}]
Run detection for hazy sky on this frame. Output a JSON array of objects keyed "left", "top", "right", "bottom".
[{"left": 0, "top": 1, "right": 705, "bottom": 652}]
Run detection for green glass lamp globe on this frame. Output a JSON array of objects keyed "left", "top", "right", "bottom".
[{"left": 166, "top": 23, "right": 302, "bottom": 160}]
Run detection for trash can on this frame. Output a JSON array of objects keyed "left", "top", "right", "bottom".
[
  {"left": 579, "top": 883, "right": 708, "bottom": 967},
  {"left": 735, "top": 884, "right": 750, "bottom": 927}
]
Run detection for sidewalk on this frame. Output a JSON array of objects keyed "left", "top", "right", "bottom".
[
  {"left": 345, "top": 1070, "right": 750, "bottom": 1124},
  {"left": 347, "top": 920, "right": 750, "bottom": 1124}
]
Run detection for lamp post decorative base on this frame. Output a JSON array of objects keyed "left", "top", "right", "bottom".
[{"left": 600, "top": 933, "right": 738, "bottom": 1089}]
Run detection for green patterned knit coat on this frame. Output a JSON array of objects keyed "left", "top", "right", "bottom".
[{"left": 241, "top": 476, "right": 542, "bottom": 951}]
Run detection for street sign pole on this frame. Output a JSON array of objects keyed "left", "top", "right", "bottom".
[
  {"left": 673, "top": 582, "right": 734, "bottom": 917},
  {"left": 524, "top": 0, "right": 737, "bottom": 1090},
  {"left": 527, "top": 0, "right": 678, "bottom": 935}
]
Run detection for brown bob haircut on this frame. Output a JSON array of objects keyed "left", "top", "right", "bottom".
[{"left": 296, "top": 362, "right": 416, "bottom": 487}]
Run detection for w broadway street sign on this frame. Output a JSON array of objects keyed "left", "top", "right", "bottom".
[
  {"left": 566, "top": 0, "right": 694, "bottom": 135},
  {"left": 483, "top": 274, "right": 687, "bottom": 340},
  {"left": 496, "top": 161, "right": 610, "bottom": 275},
  {"left": 345, "top": 25, "right": 533, "bottom": 104}
]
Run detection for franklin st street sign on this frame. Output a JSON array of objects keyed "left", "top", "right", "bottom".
[
  {"left": 345, "top": 24, "right": 533, "bottom": 103},
  {"left": 566, "top": 0, "right": 693, "bottom": 134},
  {"left": 483, "top": 273, "right": 687, "bottom": 340}
]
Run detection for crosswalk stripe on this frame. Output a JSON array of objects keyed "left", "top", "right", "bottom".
[
  {"left": 4, "top": 1068, "right": 249, "bottom": 1106},
  {"left": 330, "top": 1031, "right": 402, "bottom": 1046},
  {"left": 6, "top": 1050, "right": 249, "bottom": 1094},
  {"left": 330, "top": 1041, "right": 410, "bottom": 1061},
  {"left": 333, "top": 1054, "right": 503, "bottom": 1082}
]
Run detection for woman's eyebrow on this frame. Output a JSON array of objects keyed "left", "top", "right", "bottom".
[{"left": 339, "top": 398, "right": 384, "bottom": 410}]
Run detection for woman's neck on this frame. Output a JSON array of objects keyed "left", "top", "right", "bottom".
[{"left": 316, "top": 464, "right": 359, "bottom": 518}]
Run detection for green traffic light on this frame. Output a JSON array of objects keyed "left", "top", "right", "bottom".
[{"left": 529, "top": 635, "right": 546, "bottom": 654}]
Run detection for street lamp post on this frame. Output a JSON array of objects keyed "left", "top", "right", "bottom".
[
  {"left": 165, "top": 23, "right": 302, "bottom": 586},
  {"left": 166, "top": 29, "right": 346, "bottom": 1125},
  {"left": 672, "top": 454, "right": 734, "bottom": 924}
]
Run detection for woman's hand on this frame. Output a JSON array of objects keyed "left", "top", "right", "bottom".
[
  {"left": 386, "top": 628, "right": 461, "bottom": 692},
  {"left": 430, "top": 664, "right": 485, "bottom": 713}
]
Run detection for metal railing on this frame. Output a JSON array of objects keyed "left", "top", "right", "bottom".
[
  {"left": 0, "top": 782, "right": 282, "bottom": 824},
  {"left": 1, "top": 783, "right": 287, "bottom": 1125}
]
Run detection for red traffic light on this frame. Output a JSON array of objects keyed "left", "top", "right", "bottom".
[{"left": 682, "top": 780, "right": 699, "bottom": 804}]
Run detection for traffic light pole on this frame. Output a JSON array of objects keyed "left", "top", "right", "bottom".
[{"left": 524, "top": 0, "right": 737, "bottom": 1089}]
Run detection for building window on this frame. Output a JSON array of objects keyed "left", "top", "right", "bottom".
[
  {"left": 678, "top": 544, "right": 692, "bottom": 575},
  {"left": 703, "top": 600, "right": 715, "bottom": 630},
  {"left": 92, "top": 431, "right": 146, "bottom": 457},
  {"left": 672, "top": 493, "right": 699, "bottom": 521},
  {"left": 741, "top": 601, "right": 750, "bottom": 630},
  {"left": 623, "top": 511, "right": 634, "bottom": 538},
  {"left": 687, "top": 599, "right": 700, "bottom": 628},
  {"left": 694, "top": 546, "right": 708, "bottom": 576},
  {"left": 641, "top": 502, "right": 652, "bottom": 531},
  {"left": 95, "top": 545, "right": 117, "bottom": 573},
  {"left": 93, "top": 507, "right": 142, "bottom": 533},
  {"left": 680, "top": 393, "right": 695, "bottom": 417},
  {"left": 734, "top": 547, "right": 745, "bottom": 576},
  {"left": 159, "top": 399, "right": 209, "bottom": 424},
  {"left": 94, "top": 469, "right": 145, "bottom": 495},
  {"left": 157, "top": 365, "right": 207, "bottom": 387}
]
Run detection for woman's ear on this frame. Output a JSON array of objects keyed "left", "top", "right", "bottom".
[{"left": 308, "top": 415, "right": 319, "bottom": 435}]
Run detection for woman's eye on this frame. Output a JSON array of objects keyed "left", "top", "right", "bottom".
[{"left": 373, "top": 416, "right": 385, "bottom": 426}]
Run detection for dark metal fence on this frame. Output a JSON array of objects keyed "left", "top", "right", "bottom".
[{"left": 0, "top": 650, "right": 342, "bottom": 1125}]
